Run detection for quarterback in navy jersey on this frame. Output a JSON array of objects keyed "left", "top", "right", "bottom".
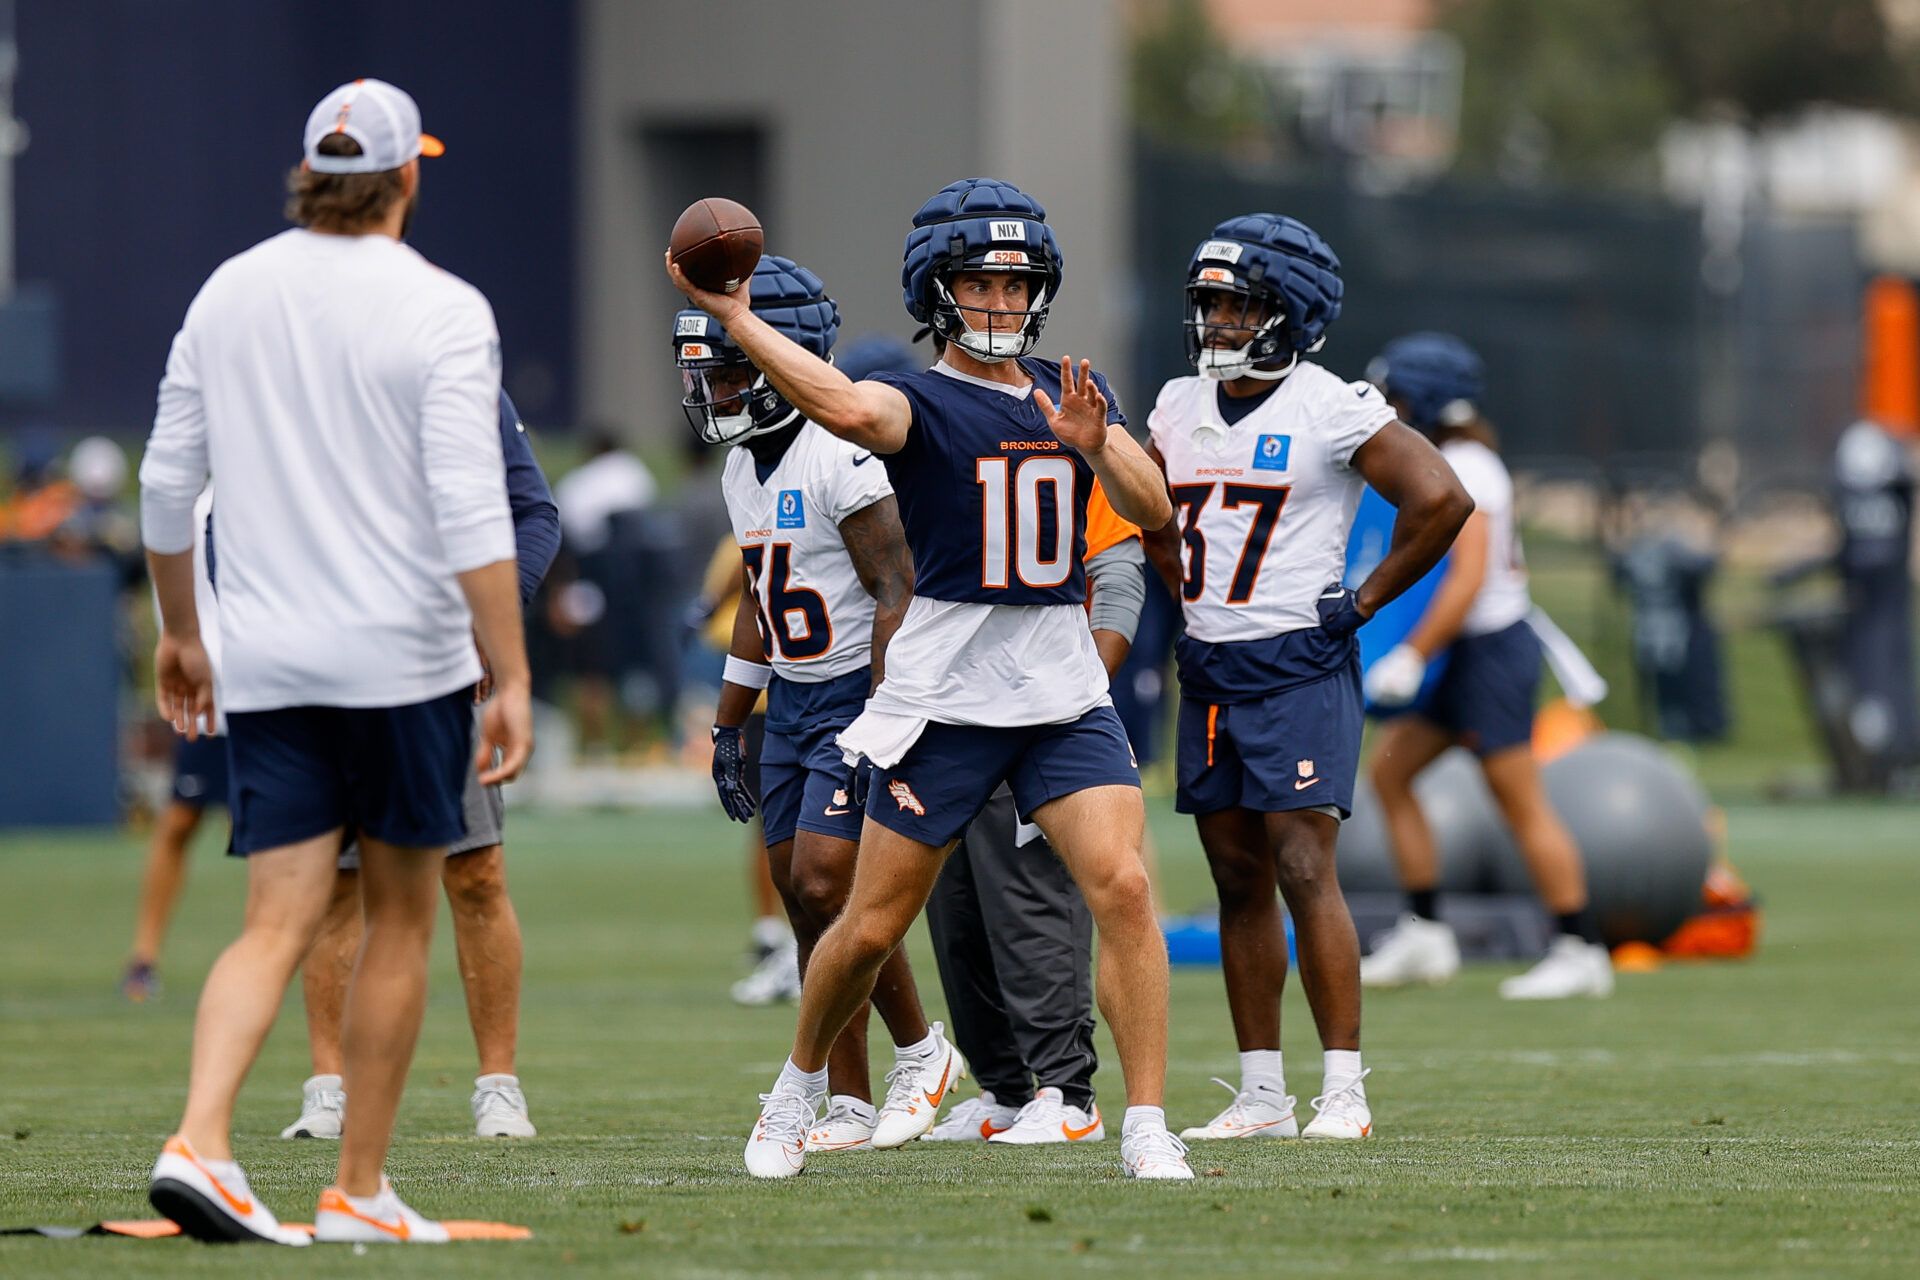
[
  {"left": 1141, "top": 215, "right": 1470, "bottom": 1145},
  {"left": 670, "top": 178, "right": 1192, "bottom": 1181}
]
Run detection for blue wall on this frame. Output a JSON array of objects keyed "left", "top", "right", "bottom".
[{"left": 9, "top": 0, "right": 578, "bottom": 431}]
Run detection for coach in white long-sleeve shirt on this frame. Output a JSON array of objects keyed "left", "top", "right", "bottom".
[{"left": 137, "top": 78, "right": 531, "bottom": 1247}]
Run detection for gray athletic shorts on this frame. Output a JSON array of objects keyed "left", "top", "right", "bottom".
[{"left": 337, "top": 711, "right": 504, "bottom": 869}]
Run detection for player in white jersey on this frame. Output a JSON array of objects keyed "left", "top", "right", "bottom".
[
  {"left": 678, "top": 256, "right": 945, "bottom": 1158},
  {"left": 138, "top": 80, "right": 529, "bottom": 1244},
  {"left": 1360, "top": 333, "right": 1613, "bottom": 1000},
  {"left": 1143, "top": 215, "right": 1471, "bottom": 1143}
]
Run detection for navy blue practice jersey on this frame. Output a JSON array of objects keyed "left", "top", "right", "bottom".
[{"left": 868, "top": 357, "right": 1125, "bottom": 607}]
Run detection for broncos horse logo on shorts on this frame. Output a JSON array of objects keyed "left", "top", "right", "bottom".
[{"left": 888, "top": 780, "right": 927, "bottom": 817}]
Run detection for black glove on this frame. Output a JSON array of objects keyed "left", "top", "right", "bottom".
[
  {"left": 1316, "top": 583, "right": 1369, "bottom": 638},
  {"left": 850, "top": 756, "right": 875, "bottom": 809},
  {"left": 710, "top": 725, "right": 756, "bottom": 823}
]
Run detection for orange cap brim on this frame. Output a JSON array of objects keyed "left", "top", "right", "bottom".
[{"left": 420, "top": 133, "right": 445, "bottom": 158}]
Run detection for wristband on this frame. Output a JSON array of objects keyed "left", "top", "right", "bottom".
[{"left": 723, "top": 655, "right": 774, "bottom": 690}]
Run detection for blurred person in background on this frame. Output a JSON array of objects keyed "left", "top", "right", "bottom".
[
  {"left": 923, "top": 483, "right": 1143, "bottom": 1148},
  {"left": 280, "top": 387, "right": 559, "bottom": 1143},
  {"left": 552, "top": 428, "right": 657, "bottom": 756},
  {"left": 1143, "top": 217, "right": 1469, "bottom": 1146},
  {"left": 1, "top": 430, "right": 78, "bottom": 544},
  {"left": 1361, "top": 333, "right": 1612, "bottom": 1000},
  {"left": 51, "top": 437, "right": 142, "bottom": 576},
  {"left": 137, "top": 78, "right": 531, "bottom": 1244}
]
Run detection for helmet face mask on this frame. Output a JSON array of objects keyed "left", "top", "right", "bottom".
[
  {"left": 1185, "top": 281, "right": 1294, "bottom": 382},
  {"left": 677, "top": 351, "right": 789, "bottom": 446},
  {"left": 934, "top": 266, "right": 1052, "bottom": 363}
]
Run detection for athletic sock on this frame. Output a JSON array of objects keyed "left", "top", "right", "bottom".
[
  {"left": 751, "top": 916, "right": 789, "bottom": 954},
  {"left": 896, "top": 1027, "right": 941, "bottom": 1061},
  {"left": 1555, "top": 907, "right": 1604, "bottom": 947},
  {"left": 1408, "top": 888, "right": 1440, "bottom": 922},
  {"left": 777, "top": 1057, "right": 828, "bottom": 1103},
  {"left": 1323, "top": 1049, "right": 1365, "bottom": 1094},
  {"left": 1238, "top": 1049, "right": 1286, "bottom": 1099},
  {"left": 828, "top": 1094, "right": 876, "bottom": 1122},
  {"left": 1122, "top": 1105, "right": 1168, "bottom": 1137}
]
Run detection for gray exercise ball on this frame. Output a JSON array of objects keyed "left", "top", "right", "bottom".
[
  {"left": 1482, "top": 733, "right": 1712, "bottom": 945},
  {"left": 1338, "top": 748, "right": 1501, "bottom": 894}
]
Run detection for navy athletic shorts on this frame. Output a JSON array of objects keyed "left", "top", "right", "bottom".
[
  {"left": 867, "top": 703, "right": 1140, "bottom": 848},
  {"left": 1175, "top": 663, "right": 1363, "bottom": 818},
  {"left": 760, "top": 670, "right": 870, "bottom": 847},
  {"left": 1396, "top": 619, "right": 1540, "bottom": 757},
  {"left": 225, "top": 687, "right": 474, "bottom": 855},
  {"left": 171, "top": 733, "right": 231, "bottom": 809}
]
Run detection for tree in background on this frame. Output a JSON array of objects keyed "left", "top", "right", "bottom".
[
  {"left": 1129, "top": 0, "right": 1271, "bottom": 155},
  {"left": 1439, "top": 0, "right": 1920, "bottom": 185}
]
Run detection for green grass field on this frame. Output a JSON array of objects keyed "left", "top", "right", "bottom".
[{"left": 3, "top": 797, "right": 1917, "bottom": 1278}]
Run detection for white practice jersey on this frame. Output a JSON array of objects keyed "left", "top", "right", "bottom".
[
  {"left": 1149, "top": 365, "right": 1394, "bottom": 643},
  {"left": 722, "top": 421, "right": 894, "bottom": 683},
  {"left": 1441, "top": 438, "right": 1532, "bottom": 636}
]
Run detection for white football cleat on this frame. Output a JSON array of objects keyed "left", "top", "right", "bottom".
[
  {"left": 921, "top": 1091, "right": 1019, "bottom": 1142},
  {"left": 313, "top": 1177, "right": 449, "bottom": 1244},
  {"left": 1179, "top": 1077, "right": 1298, "bottom": 1140},
  {"left": 1119, "top": 1123, "right": 1195, "bottom": 1180},
  {"left": 871, "top": 1023, "right": 965, "bottom": 1149},
  {"left": 278, "top": 1074, "right": 345, "bottom": 1140},
  {"left": 1361, "top": 915, "right": 1461, "bottom": 988},
  {"left": 731, "top": 942, "right": 802, "bottom": 1006},
  {"left": 149, "top": 1135, "right": 310, "bottom": 1245},
  {"left": 806, "top": 1095, "right": 877, "bottom": 1153},
  {"left": 744, "top": 1080, "right": 818, "bottom": 1178},
  {"left": 987, "top": 1086, "right": 1105, "bottom": 1145},
  {"left": 1301, "top": 1070, "right": 1373, "bottom": 1140},
  {"left": 1500, "top": 935, "right": 1614, "bottom": 1000},
  {"left": 472, "top": 1074, "right": 537, "bottom": 1138}
]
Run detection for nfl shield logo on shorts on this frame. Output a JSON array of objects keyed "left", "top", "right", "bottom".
[
  {"left": 1253, "top": 434, "right": 1292, "bottom": 471},
  {"left": 777, "top": 490, "right": 805, "bottom": 529}
]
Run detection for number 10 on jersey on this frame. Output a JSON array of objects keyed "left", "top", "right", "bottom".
[{"left": 976, "top": 456, "right": 1076, "bottom": 589}]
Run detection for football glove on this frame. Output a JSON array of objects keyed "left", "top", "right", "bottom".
[
  {"left": 1316, "top": 583, "right": 1369, "bottom": 638},
  {"left": 710, "top": 724, "right": 756, "bottom": 823},
  {"left": 1364, "top": 643, "right": 1427, "bottom": 707}
]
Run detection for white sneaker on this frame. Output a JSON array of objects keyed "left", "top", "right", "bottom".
[
  {"left": 871, "top": 1023, "right": 965, "bottom": 1149},
  {"left": 149, "top": 1135, "right": 310, "bottom": 1245},
  {"left": 731, "top": 942, "right": 802, "bottom": 1006},
  {"left": 921, "top": 1091, "right": 1019, "bottom": 1142},
  {"left": 987, "top": 1086, "right": 1105, "bottom": 1145},
  {"left": 1500, "top": 935, "right": 1615, "bottom": 1000},
  {"left": 279, "top": 1074, "right": 345, "bottom": 1140},
  {"left": 806, "top": 1095, "right": 877, "bottom": 1153},
  {"left": 1179, "top": 1078, "right": 1299, "bottom": 1140},
  {"left": 744, "top": 1079, "right": 818, "bottom": 1178},
  {"left": 1361, "top": 914, "right": 1461, "bottom": 988},
  {"left": 1119, "top": 1123, "right": 1195, "bottom": 1180},
  {"left": 1301, "top": 1070, "right": 1373, "bottom": 1140},
  {"left": 313, "top": 1177, "right": 450, "bottom": 1244},
  {"left": 472, "top": 1074, "right": 537, "bottom": 1138}
]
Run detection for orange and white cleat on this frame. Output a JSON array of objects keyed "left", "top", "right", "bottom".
[
  {"left": 922, "top": 1091, "right": 1019, "bottom": 1142},
  {"left": 1300, "top": 1071, "right": 1373, "bottom": 1140},
  {"left": 1179, "top": 1078, "right": 1299, "bottom": 1141},
  {"left": 1119, "top": 1123, "right": 1195, "bottom": 1180},
  {"left": 148, "top": 1135, "right": 310, "bottom": 1245},
  {"left": 313, "top": 1177, "right": 450, "bottom": 1244},
  {"left": 987, "top": 1087, "right": 1105, "bottom": 1145},
  {"left": 806, "top": 1095, "right": 878, "bottom": 1154},
  {"left": 871, "top": 1022, "right": 965, "bottom": 1149},
  {"left": 744, "top": 1079, "right": 818, "bottom": 1178}
]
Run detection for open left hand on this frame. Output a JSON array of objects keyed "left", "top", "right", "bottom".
[{"left": 1032, "top": 357, "right": 1110, "bottom": 456}]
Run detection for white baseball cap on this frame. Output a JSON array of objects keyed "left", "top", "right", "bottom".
[{"left": 303, "top": 78, "right": 445, "bottom": 174}]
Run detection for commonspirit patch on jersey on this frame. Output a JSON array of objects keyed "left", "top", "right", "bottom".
[
  {"left": 777, "top": 490, "right": 806, "bottom": 529},
  {"left": 1253, "top": 434, "right": 1292, "bottom": 471}
]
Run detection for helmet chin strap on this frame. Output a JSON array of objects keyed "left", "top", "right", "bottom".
[{"left": 940, "top": 278, "right": 1046, "bottom": 364}]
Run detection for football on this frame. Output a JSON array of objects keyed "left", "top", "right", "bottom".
[{"left": 669, "top": 197, "right": 764, "bottom": 294}]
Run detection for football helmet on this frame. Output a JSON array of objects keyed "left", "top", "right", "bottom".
[
  {"left": 1183, "top": 213, "right": 1343, "bottom": 381},
  {"left": 902, "top": 178, "right": 1063, "bottom": 364},
  {"left": 674, "top": 255, "right": 839, "bottom": 445}
]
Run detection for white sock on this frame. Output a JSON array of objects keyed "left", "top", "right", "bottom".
[
  {"left": 777, "top": 1057, "right": 828, "bottom": 1102},
  {"left": 828, "top": 1094, "right": 876, "bottom": 1122},
  {"left": 1239, "top": 1049, "right": 1286, "bottom": 1098},
  {"left": 1122, "top": 1105, "right": 1167, "bottom": 1137},
  {"left": 475, "top": 1073, "right": 519, "bottom": 1091},
  {"left": 305, "top": 1073, "right": 342, "bottom": 1091},
  {"left": 751, "top": 916, "right": 790, "bottom": 951},
  {"left": 896, "top": 1027, "right": 941, "bottom": 1060},
  {"left": 1324, "top": 1049, "right": 1365, "bottom": 1092}
]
